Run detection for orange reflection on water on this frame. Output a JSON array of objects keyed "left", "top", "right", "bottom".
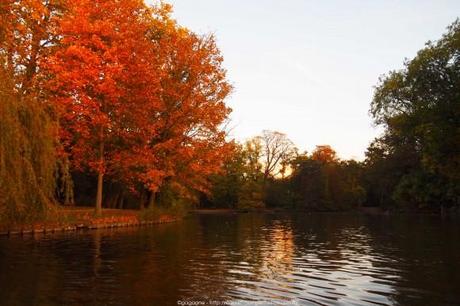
[{"left": 260, "top": 225, "right": 295, "bottom": 280}]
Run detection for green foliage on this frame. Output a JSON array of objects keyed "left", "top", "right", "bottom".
[
  {"left": 207, "top": 143, "right": 366, "bottom": 211},
  {"left": 392, "top": 171, "right": 444, "bottom": 209},
  {"left": 206, "top": 20, "right": 460, "bottom": 213},
  {"left": 207, "top": 143, "right": 265, "bottom": 209},
  {"left": 288, "top": 154, "right": 365, "bottom": 210},
  {"left": 289, "top": 157, "right": 327, "bottom": 209},
  {"left": 366, "top": 19, "right": 460, "bottom": 210},
  {"left": 208, "top": 146, "right": 247, "bottom": 208},
  {"left": 139, "top": 184, "right": 188, "bottom": 220},
  {"left": 237, "top": 179, "right": 265, "bottom": 210},
  {"left": 0, "top": 71, "right": 58, "bottom": 223},
  {"left": 264, "top": 178, "right": 298, "bottom": 208},
  {"left": 156, "top": 182, "right": 192, "bottom": 212},
  {"left": 129, "top": 180, "right": 192, "bottom": 220}
]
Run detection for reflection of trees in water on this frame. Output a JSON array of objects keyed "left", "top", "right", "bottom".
[
  {"left": 287, "top": 214, "right": 395, "bottom": 304},
  {"left": 166, "top": 214, "right": 297, "bottom": 301},
  {"left": 0, "top": 235, "right": 61, "bottom": 305},
  {"left": 245, "top": 220, "right": 295, "bottom": 284},
  {"left": 259, "top": 224, "right": 295, "bottom": 279},
  {"left": 112, "top": 222, "right": 196, "bottom": 305},
  {"left": 210, "top": 215, "right": 297, "bottom": 301},
  {"left": 0, "top": 214, "right": 459, "bottom": 305},
  {"left": 0, "top": 231, "right": 118, "bottom": 305},
  {"left": 363, "top": 215, "right": 460, "bottom": 306},
  {"left": 88, "top": 215, "right": 460, "bottom": 305}
]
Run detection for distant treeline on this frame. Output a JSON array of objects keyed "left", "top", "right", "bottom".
[{"left": 205, "top": 20, "right": 460, "bottom": 213}]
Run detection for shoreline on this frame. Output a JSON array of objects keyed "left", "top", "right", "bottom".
[
  {"left": 0, "top": 208, "right": 179, "bottom": 237},
  {"left": 190, "top": 207, "right": 460, "bottom": 216},
  {"left": 3, "top": 207, "right": 457, "bottom": 237}
]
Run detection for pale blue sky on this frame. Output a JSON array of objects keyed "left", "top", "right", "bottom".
[{"left": 152, "top": 0, "right": 460, "bottom": 160}]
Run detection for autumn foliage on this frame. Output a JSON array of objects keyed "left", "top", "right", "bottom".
[
  {"left": 0, "top": 0, "right": 66, "bottom": 222},
  {"left": 1, "top": 0, "right": 232, "bottom": 218}
]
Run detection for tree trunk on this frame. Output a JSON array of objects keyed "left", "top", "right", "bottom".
[
  {"left": 148, "top": 191, "right": 156, "bottom": 208},
  {"left": 95, "top": 171, "right": 103, "bottom": 215},
  {"left": 110, "top": 191, "right": 120, "bottom": 208},
  {"left": 139, "top": 190, "right": 145, "bottom": 210},
  {"left": 118, "top": 195, "right": 124, "bottom": 209},
  {"left": 117, "top": 190, "right": 124, "bottom": 209},
  {"left": 95, "top": 130, "right": 104, "bottom": 216}
]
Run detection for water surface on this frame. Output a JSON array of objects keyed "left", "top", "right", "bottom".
[{"left": 0, "top": 213, "right": 459, "bottom": 305}]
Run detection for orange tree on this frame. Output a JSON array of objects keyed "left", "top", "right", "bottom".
[
  {"left": 116, "top": 9, "right": 233, "bottom": 207},
  {"left": 44, "top": 0, "right": 163, "bottom": 214},
  {"left": 44, "top": 1, "right": 233, "bottom": 212}
]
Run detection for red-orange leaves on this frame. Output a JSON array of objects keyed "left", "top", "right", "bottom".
[
  {"left": 1, "top": 0, "right": 63, "bottom": 94},
  {"left": 311, "top": 145, "right": 339, "bottom": 163},
  {"left": 44, "top": 0, "right": 163, "bottom": 211},
  {"left": 40, "top": 0, "right": 233, "bottom": 207},
  {"left": 108, "top": 10, "right": 233, "bottom": 199},
  {"left": 142, "top": 29, "right": 233, "bottom": 197},
  {"left": 46, "top": 0, "right": 158, "bottom": 169}
]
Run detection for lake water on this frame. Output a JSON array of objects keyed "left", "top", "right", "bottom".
[{"left": 0, "top": 213, "right": 459, "bottom": 305}]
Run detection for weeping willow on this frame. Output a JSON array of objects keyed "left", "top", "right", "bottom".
[{"left": 0, "top": 70, "right": 70, "bottom": 223}]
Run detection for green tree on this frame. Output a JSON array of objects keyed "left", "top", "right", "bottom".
[
  {"left": 367, "top": 19, "right": 460, "bottom": 210},
  {"left": 208, "top": 145, "right": 247, "bottom": 208},
  {"left": 0, "top": 0, "right": 72, "bottom": 222},
  {"left": 288, "top": 147, "right": 365, "bottom": 210},
  {"left": 0, "top": 65, "right": 58, "bottom": 222},
  {"left": 207, "top": 141, "right": 265, "bottom": 209}
]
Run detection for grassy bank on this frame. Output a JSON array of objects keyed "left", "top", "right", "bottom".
[{"left": 0, "top": 207, "right": 180, "bottom": 236}]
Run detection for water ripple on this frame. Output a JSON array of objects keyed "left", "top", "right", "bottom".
[{"left": 0, "top": 213, "right": 459, "bottom": 305}]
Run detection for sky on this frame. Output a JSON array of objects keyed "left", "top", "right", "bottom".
[{"left": 149, "top": 0, "right": 460, "bottom": 160}]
